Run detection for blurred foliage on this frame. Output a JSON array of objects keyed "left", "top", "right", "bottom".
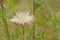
[{"left": 0, "top": 0, "right": 60, "bottom": 40}]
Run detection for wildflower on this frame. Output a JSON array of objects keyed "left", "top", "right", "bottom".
[{"left": 9, "top": 11, "right": 34, "bottom": 26}]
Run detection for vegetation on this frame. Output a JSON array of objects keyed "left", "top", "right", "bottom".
[{"left": 0, "top": 0, "right": 60, "bottom": 40}]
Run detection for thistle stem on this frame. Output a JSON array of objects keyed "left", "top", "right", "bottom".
[
  {"left": 22, "top": 25, "right": 25, "bottom": 40},
  {"left": 32, "top": 25, "right": 35, "bottom": 40},
  {"left": 32, "top": 0, "right": 35, "bottom": 40},
  {"left": 1, "top": 0, "right": 10, "bottom": 40}
]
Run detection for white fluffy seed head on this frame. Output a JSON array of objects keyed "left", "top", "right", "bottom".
[{"left": 9, "top": 11, "right": 34, "bottom": 25}]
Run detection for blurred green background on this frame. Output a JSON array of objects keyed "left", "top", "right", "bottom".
[{"left": 0, "top": 0, "right": 60, "bottom": 40}]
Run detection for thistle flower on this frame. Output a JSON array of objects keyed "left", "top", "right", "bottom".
[{"left": 9, "top": 11, "right": 34, "bottom": 25}]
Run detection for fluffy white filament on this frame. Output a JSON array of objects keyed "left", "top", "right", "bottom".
[{"left": 9, "top": 11, "right": 34, "bottom": 25}]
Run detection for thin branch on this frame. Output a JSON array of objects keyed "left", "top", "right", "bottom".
[{"left": 0, "top": 0, "right": 10, "bottom": 40}]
